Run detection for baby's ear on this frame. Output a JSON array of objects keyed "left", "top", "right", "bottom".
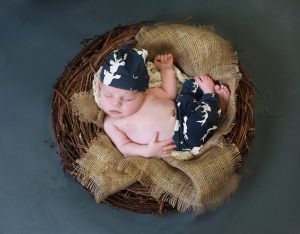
[{"left": 98, "top": 81, "right": 102, "bottom": 89}]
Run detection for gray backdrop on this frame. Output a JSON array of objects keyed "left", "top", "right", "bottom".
[{"left": 1, "top": 0, "right": 299, "bottom": 233}]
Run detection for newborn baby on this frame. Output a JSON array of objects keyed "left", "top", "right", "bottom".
[{"left": 96, "top": 45, "right": 230, "bottom": 158}]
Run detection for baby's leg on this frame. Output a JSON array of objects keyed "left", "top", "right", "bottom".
[
  {"left": 180, "top": 78, "right": 204, "bottom": 100},
  {"left": 215, "top": 84, "right": 230, "bottom": 114},
  {"left": 174, "top": 92, "right": 221, "bottom": 151}
]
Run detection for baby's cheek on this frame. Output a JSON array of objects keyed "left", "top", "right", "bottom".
[{"left": 99, "top": 99, "right": 108, "bottom": 110}]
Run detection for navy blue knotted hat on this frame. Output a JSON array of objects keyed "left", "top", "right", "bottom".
[{"left": 99, "top": 45, "right": 149, "bottom": 91}]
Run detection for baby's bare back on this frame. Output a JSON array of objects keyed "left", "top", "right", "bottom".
[{"left": 115, "top": 94, "right": 177, "bottom": 144}]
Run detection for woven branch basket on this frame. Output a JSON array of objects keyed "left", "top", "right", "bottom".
[{"left": 51, "top": 22, "right": 255, "bottom": 215}]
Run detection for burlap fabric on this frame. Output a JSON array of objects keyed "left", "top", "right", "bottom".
[{"left": 71, "top": 23, "right": 243, "bottom": 213}]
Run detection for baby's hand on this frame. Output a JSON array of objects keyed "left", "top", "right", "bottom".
[
  {"left": 146, "top": 132, "right": 176, "bottom": 158},
  {"left": 195, "top": 75, "right": 215, "bottom": 94},
  {"left": 154, "top": 54, "right": 174, "bottom": 71}
]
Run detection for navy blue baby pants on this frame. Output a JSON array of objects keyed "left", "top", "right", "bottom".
[{"left": 172, "top": 79, "right": 221, "bottom": 152}]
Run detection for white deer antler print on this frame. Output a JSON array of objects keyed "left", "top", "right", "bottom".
[
  {"left": 135, "top": 48, "right": 148, "bottom": 62},
  {"left": 102, "top": 70, "right": 121, "bottom": 86},
  {"left": 196, "top": 102, "right": 211, "bottom": 126},
  {"left": 201, "top": 125, "right": 217, "bottom": 142},
  {"left": 191, "top": 81, "right": 198, "bottom": 94},
  {"left": 183, "top": 116, "right": 189, "bottom": 140},
  {"left": 103, "top": 52, "right": 127, "bottom": 86}
]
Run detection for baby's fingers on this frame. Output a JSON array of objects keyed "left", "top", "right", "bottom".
[
  {"left": 160, "top": 144, "right": 176, "bottom": 158},
  {"left": 161, "top": 54, "right": 172, "bottom": 63},
  {"left": 166, "top": 54, "right": 173, "bottom": 62},
  {"left": 163, "top": 144, "right": 177, "bottom": 151},
  {"left": 160, "top": 139, "right": 174, "bottom": 146},
  {"left": 154, "top": 55, "right": 162, "bottom": 63}
]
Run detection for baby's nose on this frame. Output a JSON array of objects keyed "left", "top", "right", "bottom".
[{"left": 113, "top": 98, "right": 122, "bottom": 107}]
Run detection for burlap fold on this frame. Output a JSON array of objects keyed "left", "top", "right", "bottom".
[
  {"left": 70, "top": 23, "right": 243, "bottom": 213},
  {"left": 115, "top": 143, "right": 241, "bottom": 213},
  {"left": 73, "top": 133, "right": 136, "bottom": 202}
]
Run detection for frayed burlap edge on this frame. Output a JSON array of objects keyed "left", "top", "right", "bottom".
[
  {"left": 70, "top": 91, "right": 105, "bottom": 128},
  {"left": 72, "top": 133, "right": 136, "bottom": 203},
  {"left": 115, "top": 142, "right": 241, "bottom": 213}
]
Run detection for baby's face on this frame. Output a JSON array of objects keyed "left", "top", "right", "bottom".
[{"left": 99, "top": 84, "right": 145, "bottom": 119}]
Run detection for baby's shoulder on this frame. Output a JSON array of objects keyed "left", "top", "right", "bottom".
[
  {"left": 103, "top": 115, "right": 118, "bottom": 128},
  {"left": 103, "top": 116, "right": 126, "bottom": 135},
  {"left": 104, "top": 115, "right": 128, "bottom": 129}
]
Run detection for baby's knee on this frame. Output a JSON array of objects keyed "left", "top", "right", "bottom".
[
  {"left": 176, "top": 94, "right": 193, "bottom": 104},
  {"left": 181, "top": 79, "right": 197, "bottom": 92}
]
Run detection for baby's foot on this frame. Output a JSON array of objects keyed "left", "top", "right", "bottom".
[
  {"left": 195, "top": 75, "right": 215, "bottom": 94},
  {"left": 215, "top": 84, "right": 230, "bottom": 113}
]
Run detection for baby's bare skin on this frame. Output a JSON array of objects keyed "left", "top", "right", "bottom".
[
  {"left": 101, "top": 53, "right": 230, "bottom": 158},
  {"left": 113, "top": 91, "right": 177, "bottom": 145},
  {"left": 103, "top": 85, "right": 178, "bottom": 158}
]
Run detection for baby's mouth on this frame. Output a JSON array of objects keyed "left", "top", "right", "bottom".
[{"left": 109, "top": 110, "right": 121, "bottom": 115}]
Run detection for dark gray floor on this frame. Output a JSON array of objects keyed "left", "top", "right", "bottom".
[{"left": 1, "top": 0, "right": 299, "bottom": 233}]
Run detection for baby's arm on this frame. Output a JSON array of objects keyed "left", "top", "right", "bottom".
[
  {"left": 104, "top": 117, "right": 176, "bottom": 158},
  {"left": 154, "top": 54, "right": 177, "bottom": 99}
]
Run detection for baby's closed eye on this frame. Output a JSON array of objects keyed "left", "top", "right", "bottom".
[
  {"left": 104, "top": 94, "right": 112, "bottom": 98},
  {"left": 123, "top": 97, "right": 134, "bottom": 101}
]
